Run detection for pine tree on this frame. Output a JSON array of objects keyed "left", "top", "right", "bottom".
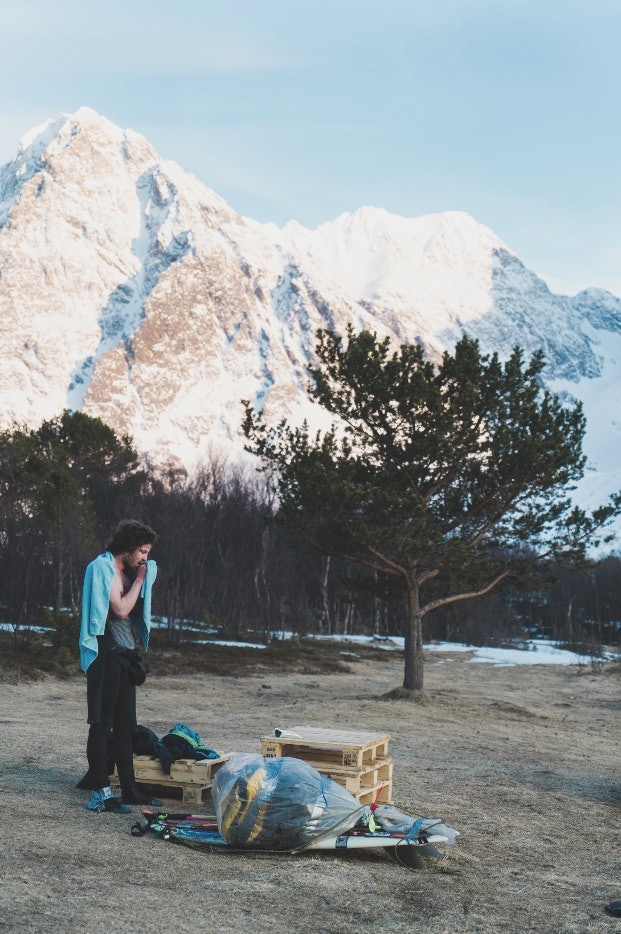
[
  {"left": 244, "top": 327, "right": 621, "bottom": 693},
  {"left": 0, "top": 411, "right": 145, "bottom": 625}
]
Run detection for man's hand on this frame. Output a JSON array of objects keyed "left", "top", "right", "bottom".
[{"left": 110, "top": 561, "right": 147, "bottom": 619}]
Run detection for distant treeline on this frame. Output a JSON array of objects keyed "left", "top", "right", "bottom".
[{"left": 1, "top": 411, "right": 619, "bottom": 656}]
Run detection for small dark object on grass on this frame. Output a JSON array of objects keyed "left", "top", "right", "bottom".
[{"left": 605, "top": 900, "right": 621, "bottom": 917}]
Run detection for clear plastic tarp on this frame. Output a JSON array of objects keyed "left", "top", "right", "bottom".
[{"left": 212, "top": 753, "right": 364, "bottom": 850}]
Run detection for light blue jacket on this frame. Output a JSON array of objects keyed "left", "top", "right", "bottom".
[{"left": 79, "top": 551, "right": 158, "bottom": 672}]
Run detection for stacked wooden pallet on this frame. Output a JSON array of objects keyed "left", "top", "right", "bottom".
[
  {"left": 260, "top": 727, "right": 392, "bottom": 806},
  {"left": 111, "top": 754, "right": 231, "bottom": 804}
]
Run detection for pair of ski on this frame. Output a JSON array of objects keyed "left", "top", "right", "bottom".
[{"left": 132, "top": 809, "right": 450, "bottom": 869}]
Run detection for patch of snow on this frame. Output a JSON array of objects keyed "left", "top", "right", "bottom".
[
  {"left": 192, "top": 638, "right": 266, "bottom": 649},
  {"left": 425, "top": 640, "right": 598, "bottom": 666},
  {"left": 302, "top": 633, "right": 609, "bottom": 666}
]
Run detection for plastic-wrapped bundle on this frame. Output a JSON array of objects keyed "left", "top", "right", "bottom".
[
  {"left": 212, "top": 753, "right": 362, "bottom": 850},
  {"left": 373, "top": 804, "right": 459, "bottom": 846}
]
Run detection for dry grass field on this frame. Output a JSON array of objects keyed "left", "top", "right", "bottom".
[{"left": 0, "top": 644, "right": 619, "bottom": 933}]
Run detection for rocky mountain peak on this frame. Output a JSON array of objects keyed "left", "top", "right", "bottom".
[{"left": 0, "top": 109, "right": 620, "bottom": 515}]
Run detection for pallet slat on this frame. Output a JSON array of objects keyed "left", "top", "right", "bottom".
[
  {"left": 261, "top": 727, "right": 390, "bottom": 769},
  {"left": 355, "top": 781, "right": 392, "bottom": 806},
  {"left": 111, "top": 754, "right": 230, "bottom": 804},
  {"left": 324, "top": 759, "right": 393, "bottom": 794},
  {"left": 134, "top": 756, "right": 229, "bottom": 784},
  {"left": 260, "top": 727, "right": 393, "bottom": 804}
]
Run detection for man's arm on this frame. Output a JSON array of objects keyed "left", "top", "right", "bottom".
[{"left": 108, "top": 563, "right": 147, "bottom": 619}]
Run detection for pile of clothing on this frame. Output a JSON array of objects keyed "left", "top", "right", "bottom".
[
  {"left": 132, "top": 722, "right": 220, "bottom": 773},
  {"left": 77, "top": 722, "right": 219, "bottom": 789}
]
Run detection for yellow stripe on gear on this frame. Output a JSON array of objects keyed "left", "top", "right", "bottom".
[
  {"left": 246, "top": 802, "right": 268, "bottom": 845},
  {"left": 220, "top": 767, "right": 266, "bottom": 839}
]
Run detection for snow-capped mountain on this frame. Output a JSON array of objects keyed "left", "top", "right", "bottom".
[{"left": 1, "top": 107, "right": 620, "bottom": 517}]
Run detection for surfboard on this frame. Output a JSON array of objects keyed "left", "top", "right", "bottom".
[{"left": 133, "top": 809, "right": 452, "bottom": 866}]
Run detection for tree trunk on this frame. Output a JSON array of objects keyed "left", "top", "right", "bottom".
[
  {"left": 372, "top": 570, "right": 381, "bottom": 635},
  {"left": 319, "top": 556, "right": 331, "bottom": 633},
  {"left": 54, "top": 539, "right": 64, "bottom": 617},
  {"left": 403, "top": 581, "right": 424, "bottom": 691},
  {"left": 343, "top": 602, "right": 353, "bottom": 635},
  {"left": 254, "top": 526, "right": 271, "bottom": 642}
]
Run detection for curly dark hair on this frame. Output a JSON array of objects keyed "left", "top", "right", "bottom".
[{"left": 106, "top": 519, "right": 157, "bottom": 556}]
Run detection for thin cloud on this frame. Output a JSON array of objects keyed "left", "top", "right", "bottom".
[{"left": 0, "top": 2, "right": 304, "bottom": 76}]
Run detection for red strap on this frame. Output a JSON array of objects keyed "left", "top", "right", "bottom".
[{"left": 370, "top": 784, "right": 386, "bottom": 812}]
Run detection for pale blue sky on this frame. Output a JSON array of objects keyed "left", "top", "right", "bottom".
[{"left": 1, "top": 0, "right": 620, "bottom": 296}]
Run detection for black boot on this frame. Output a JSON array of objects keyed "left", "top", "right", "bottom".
[
  {"left": 77, "top": 769, "right": 110, "bottom": 790},
  {"left": 121, "top": 785, "right": 163, "bottom": 806}
]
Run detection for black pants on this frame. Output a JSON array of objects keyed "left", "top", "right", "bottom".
[{"left": 86, "top": 647, "right": 137, "bottom": 790}]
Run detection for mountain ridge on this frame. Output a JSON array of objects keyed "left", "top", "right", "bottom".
[{"left": 1, "top": 108, "right": 620, "bottom": 510}]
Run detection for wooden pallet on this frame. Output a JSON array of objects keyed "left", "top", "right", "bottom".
[
  {"left": 355, "top": 781, "right": 392, "bottom": 806},
  {"left": 307, "top": 758, "right": 393, "bottom": 805},
  {"left": 111, "top": 754, "right": 230, "bottom": 804},
  {"left": 321, "top": 758, "right": 393, "bottom": 795},
  {"left": 260, "top": 727, "right": 390, "bottom": 769}
]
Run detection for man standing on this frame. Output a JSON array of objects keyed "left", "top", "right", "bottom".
[{"left": 78, "top": 519, "right": 160, "bottom": 812}]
